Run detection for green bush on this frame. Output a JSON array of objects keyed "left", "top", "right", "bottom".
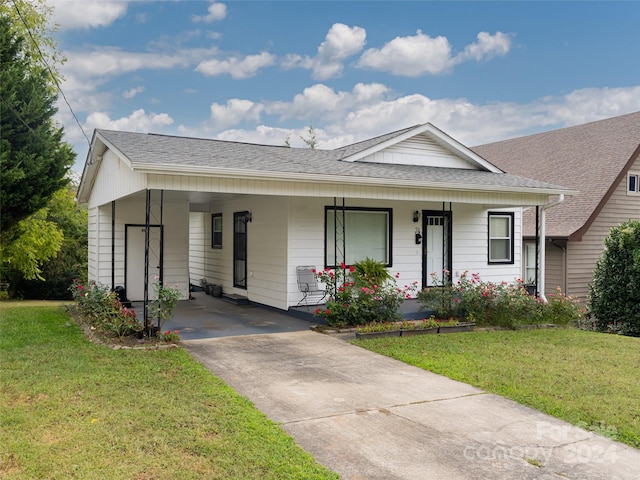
[
  {"left": 70, "top": 280, "right": 143, "bottom": 339},
  {"left": 351, "top": 257, "right": 392, "bottom": 287},
  {"left": 589, "top": 220, "right": 640, "bottom": 336},
  {"left": 416, "top": 270, "right": 460, "bottom": 319},
  {"left": 314, "top": 262, "right": 417, "bottom": 327}
]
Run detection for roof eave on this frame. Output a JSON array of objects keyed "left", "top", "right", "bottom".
[{"left": 134, "top": 162, "right": 576, "bottom": 197}]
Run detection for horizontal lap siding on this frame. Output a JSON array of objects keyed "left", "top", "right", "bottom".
[
  {"left": 196, "top": 196, "right": 289, "bottom": 309},
  {"left": 286, "top": 199, "right": 523, "bottom": 307},
  {"left": 189, "top": 212, "right": 206, "bottom": 285},
  {"left": 450, "top": 206, "right": 522, "bottom": 284},
  {"left": 544, "top": 242, "right": 565, "bottom": 296},
  {"left": 567, "top": 160, "right": 640, "bottom": 301}
]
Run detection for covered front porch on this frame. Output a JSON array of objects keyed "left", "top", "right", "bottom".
[{"left": 146, "top": 291, "right": 429, "bottom": 341}]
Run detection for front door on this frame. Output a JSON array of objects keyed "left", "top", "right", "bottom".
[
  {"left": 126, "top": 225, "right": 162, "bottom": 301},
  {"left": 233, "top": 212, "right": 249, "bottom": 289},
  {"left": 422, "top": 211, "right": 451, "bottom": 287}
]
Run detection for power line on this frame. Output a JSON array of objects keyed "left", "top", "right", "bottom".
[{"left": 11, "top": 0, "right": 92, "bottom": 149}]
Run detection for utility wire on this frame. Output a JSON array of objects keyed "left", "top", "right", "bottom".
[{"left": 12, "top": 0, "right": 92, "bottom": 149}]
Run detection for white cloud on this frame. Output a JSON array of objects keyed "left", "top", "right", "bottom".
[
  {"left": 265, "top": 83, "right": 390, "bottom": 123},
  {"left": 192, "top": 1, "right": 227, "bottom": 23},
  {"left": 283, "top": 23, "right": 366, "bottom": 80},
  {"left": 209, "top": 99, "right": 264, "bottom": 129},
  {"left": 204, "top": 85, "right": 640, "bottom": 150},
  {"left": 48, "top": 0, "right": 128, "bottom": 30},
  {"left": 123, "top": 86, "right": 144, "bottom": 99},
  {"left": 357, "top": 30, "right": 511, "bottom": 76},
  {"left": 59, "top": 46, "right": 219, "bottom": 105},
  {"left": 458, "top": 31, "right": 512, "bottom": 62},
  {"left": 195, "top": 52, "right": 276, "bottom": 79},
  {"left": 85, "top": 109, "right": 174, "bottom": 132}
]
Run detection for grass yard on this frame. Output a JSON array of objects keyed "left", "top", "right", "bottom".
[
  {"left": 0, "top": 305, "right": 338, "bottom": 479},
  {"left": 355, "top": 328, "right": 640, "bottom": 449}
]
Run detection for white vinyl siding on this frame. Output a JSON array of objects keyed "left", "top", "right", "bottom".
[{"left": 357, "top": 134, "right": 477, "bottom": 169}]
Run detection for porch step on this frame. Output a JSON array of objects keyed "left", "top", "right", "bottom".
[{"left": 222, "top": 293, "right": 250, "bottom": 305}]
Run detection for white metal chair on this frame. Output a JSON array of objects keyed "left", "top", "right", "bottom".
[{"left": 296, "top": 266, "right": 327, "bottom": 307}]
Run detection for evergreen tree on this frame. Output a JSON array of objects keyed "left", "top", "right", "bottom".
[{"left": 0, "top": 10, "right": 75, "bottom": 237}]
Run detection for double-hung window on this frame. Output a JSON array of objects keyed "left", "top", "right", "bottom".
[
  {"left": 325, "top": 207, "right": 392, "bottom": 267},
  {"left": 211, "top": 213, "right": 223, "bottom": 248},
  {"left": 488, "top": 212, "right": 514, "bottom": 264}
]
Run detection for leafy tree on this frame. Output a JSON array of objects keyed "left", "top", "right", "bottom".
[
  {"left": 589, "top": 220, "right": 640, "bottom": 336},
  {"left": 300, "top": 124, "right": 318, "bottom": 149},
  {"left": 0, "top": 5, "right": 74, "bottom": 237},
  {"left": 284, "top": 124, "right": 319, "bottom": 149},
  {"left": 8, "top": 183, "right": 88, "bottom": 299}
]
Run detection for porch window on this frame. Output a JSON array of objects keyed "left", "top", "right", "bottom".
[
  {"left": 325, "top": 207, "right": 392, "bottom": 267},
  {"left": 524, "top": 242, "right": 536, "bottom": 284},
  {"left": 488, "top": 212, "right": 514, "bottom": 264},
  {"left": 628, "top": 172, "right": 640, "bottom": 195},
  {"left": 211, "top": 213, "right": 223, "bottom": 248}
]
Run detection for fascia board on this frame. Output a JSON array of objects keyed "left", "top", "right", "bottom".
[
  {"left": 340, "top": 123, "right": 503, "bottom": 173},
  {"left": 77, "top": 131, "right": 136, "bottom": 204},
  {"left": 134, "top": 162, "right": 578, "bottom": 197}
]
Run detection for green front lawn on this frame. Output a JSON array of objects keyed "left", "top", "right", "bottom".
[
  {"left": 0, "top": 305, "right": 338, "bottom": 479},
  {"left": 355, "top": 328, "right": 640, "bottom": 449}
]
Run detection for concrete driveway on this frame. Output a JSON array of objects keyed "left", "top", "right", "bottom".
[{"left": 183, "top": 331, "right": 640, "bottom": 480}]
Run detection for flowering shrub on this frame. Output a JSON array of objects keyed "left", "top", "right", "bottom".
[
  {"left": 158, "top": 329, "right": 181, "bottom": 342},
  {"left": 314, "top": 262, "right": 418, "bottom": 328},
  {"left": 540, "top": 287, "right": 587, "bottom": 325},
  {"left": 70, "top": 279, "right": 143, "bottom": 338},
  {"left": 457, "top": 272, "right": 539, "bottom": 328},
  {"left": 417, "top": 271, "right": 585, "bottom": 328},
  {"left": 148, "top": 279, "right": 182, "bottom": 331},
  {"left": 416, "top": 270, "right": 460, "bottom": 319}
]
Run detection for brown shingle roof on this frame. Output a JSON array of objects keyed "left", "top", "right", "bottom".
[{"left": 473, "top": 112, "right": 640, "bottom": 239}]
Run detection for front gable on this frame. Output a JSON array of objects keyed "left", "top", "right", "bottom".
[{"left": 341, "top": 123, "right": 503, "bottom": 172}]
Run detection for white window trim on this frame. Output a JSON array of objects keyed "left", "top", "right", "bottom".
[
  {"left": 211, "top": 213, "right": 223, "bottom": 249},
  {"left": 627, "top": 171, "right": 640, "bottom": 196}
]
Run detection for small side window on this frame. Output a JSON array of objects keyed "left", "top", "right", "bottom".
[
  {"left": 628, "top": 173, "right": 640, "bottom": 195},
  {"left": 211, "top": 213, "right": 223, "bottom": 248}
]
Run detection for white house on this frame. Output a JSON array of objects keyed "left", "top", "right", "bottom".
[{"left": 76, "top": 123, "right": 576, "bottom": 316}]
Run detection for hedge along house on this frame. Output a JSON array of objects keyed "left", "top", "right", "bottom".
[
  {"left": 76, "top": 123, "right": 575, "bottom": 322},
  {"left": 474, "top": 112, "right": 640, "bottom": 301}
]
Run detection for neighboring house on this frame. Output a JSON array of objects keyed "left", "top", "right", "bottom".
[
  {"left": 474, "top": 111, "right": 640, "bottom": 301},
  {"left": 76, "top": 123, "right": 574, "bottom": 314}
]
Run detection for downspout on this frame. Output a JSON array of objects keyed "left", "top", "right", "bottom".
[{"left": 538, "top": 194, "right": 565, "bottom": 302}]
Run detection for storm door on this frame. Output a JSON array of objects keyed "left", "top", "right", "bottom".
[
  {"left": 125, "top": 225, "right": 163, "bottom": 301},
  {"left": 233, "top": 212, "right": 249, "bottom": 289},
  {"left": 422, "top": 211, "right": 452, "bottom": 287}
]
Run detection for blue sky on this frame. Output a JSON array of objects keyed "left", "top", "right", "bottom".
[{"left": 46, "top": 1, "right": 640, "bottom": 173}]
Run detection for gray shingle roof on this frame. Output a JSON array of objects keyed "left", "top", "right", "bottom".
[
  {"left": 96, "top": 128, "right": 573, "bottom": 194},
  {"left": 474, "top": 111, "right": 640, "bottom": 238}
]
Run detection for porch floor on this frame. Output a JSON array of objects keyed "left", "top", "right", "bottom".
[
  {"left": 150, "top": 292, "right": 320, "bottom": 340},
  {"left": 134, "top": 292, "right": 430, "bottom": 341}
]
